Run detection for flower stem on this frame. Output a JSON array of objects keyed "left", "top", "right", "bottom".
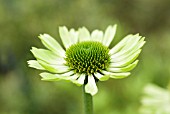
[{"left": 83, "top": 85, "right": 93, "bottom": 114}]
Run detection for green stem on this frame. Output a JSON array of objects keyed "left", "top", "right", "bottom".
[{"left": 83, "top": 85, "right": 93, "bottom": 114}]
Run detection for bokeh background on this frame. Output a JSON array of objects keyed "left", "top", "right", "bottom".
[{"left": 0, "top": 0, "right": 170, "bottom": 114}]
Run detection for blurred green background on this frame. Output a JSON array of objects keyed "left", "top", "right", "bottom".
[{"left": 0, "top": 0, "right": 170, "bottom": 114}]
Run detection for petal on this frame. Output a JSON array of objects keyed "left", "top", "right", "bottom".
[
  {"left": 111, "top": 49, "right": 141, "bottom": 66},
  {"left": 120, "top": 34, "right": 141, "bottom": 51},
  {"left": 109, "top": 34, "right": 132, "bottom": 55},
  {"left": 69, "top": 28, "right": 78, "bottom": 44},
  {"left": 27, "top": 60, "right": 45, "bottom": 70},
  {"left": 102, "top": 25, "right": 117, "bottom": 46},
  {"left": 40, "top": 72, "right": 61, "bottom": 81},
  {"left": 60, "top": 70, "right": 75, "bottom": 76},
  {"left": 102, "top": 70, "right": 131, "bottom": 79},
  {"left": 110, "top": 34, "right": 142, "bottom": 58},
  {"left": 108, "top": 60, "right": 139, "bottom": 72},
  {"left": 40, "top": 71, "right": 74, "bottom": 81},
  {"left": 40, "top": 71, "right": 79, "bottom": 83},
  {"left": 38, "top": 60, "right": 69, "bottom": 73},
  {"left": 31, "top": 47, "right": 66, "bottom": 65},
  {"left": 94, "top": 72, "right": 109, "bottom": 81},
  {"left": 91, "top": 30, "right": 103, "bottom": 42},
  {"left": 85, "top": 75, "right": 98, "bottom": 96},
  {"left": 38, "top": 34, "right": 65, "bottom": 57},
  {"left": 59, "top": 26, "right": 76, "bottom": 49},
  {"left": 111, "top": 38, "right": 144, "bottom": 60},
  {"left": 78, "top": 27, "right": 90, "bottom": 42},
  {"left": 74, "top": 74, "right": 86, "bottom": 86}
]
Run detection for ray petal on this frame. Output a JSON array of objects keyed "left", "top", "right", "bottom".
[
  {"left": 91, "top": 30, "right": 103, "bottom": 43},
  {"left": 94, "top": 72, "right": 109, "bottom": 81},
  {"left": 85, "top": 75, "right": 98, "bottom": 96},
  {"left": 102, "top": 25, "right": 117, "bottom": 46},
  {"left": 59, "top": 26, "right": 76, "bottom": 49},
  {"left": 108, "top": 60, "right": 139, "bottom": 72},
  {"left": 101, "top": 70, "right": 131, "bottom": 79},
  {"left": 31, "top": 47, "right": 66, "bottom": 65},
  {"left": 78, "top": 27, "right": 90, "bottom": 42},
  {"left": 38, "top": 34, "right": 65, "bottom": 57},
  {"left": 38, "top": 60, "right": 69, "bottom": 73},
  {"left": 27, "top": 60, "right": 45, "bottom": 70}
]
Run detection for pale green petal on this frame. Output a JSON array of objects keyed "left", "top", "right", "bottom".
[
  {"left": 120, "top": 34, "right": 141, "bottom": 51},
  {"left": 91, "top": 30, "right": 103, "bottom": 42},
  {"left": 27, "top": 60, "right": 45, "bottom": 70},
  {"left": 38, "top": 60, "right": 69, "bottom": 73},
  {"left": 102, "top": 70, "right": 131, "bottom": 79},
  {"left": 85, "top": 75, "right": 98, "bottom": 96},
  {"left": 102, "top": 25, "right": 117, "bottom": 46},
  {"left": 40, "top": 72, "right": 61, "bottom": 81},
  {"left": 31, "top": 47, "right": 65, "bottom": 65},
  {"left": 110, "top": 34, "right": 144, "bottom": 59},
  {"left": 94, "top": 73, "right": 109, "bottom": 81},
  {"left": 40, "top": 71, "right": 74, "bottom": 81},
  {"left": 111, "top": 49, "right": 141, "bottom": 67},
  {"left": 69, "top": 28, "right": 78, "bottom": 44},
  {"left": 111, "top": 36, "right": 145, "bottom": 61},
  {"left": 69, "top": 74, "right": 79, "bottom": 82},
  {"left": 110, "top": 49, "right": 142, "bottom": 67},
  {"left": 38, "top": 34, "right": 65, "bottom": 57},
  {"left": 108, "top": 60, "right": 139, "bottom": 72},
  {"left": 59, "top": 26, "right": 76, "bottom": 49},
  {"left": 110, "top": 34, "right": 141, "bottom": 57},
  {"left": 78, "top": 27, "right": 90, "bottom": 42},
  {"left": 60, "top": 73, "right": 80, "bottom": 84},
  {"left": 60, "top": 70, "right": 75, "bottom": 76},
  {"left": 74, "top": 74, "right": 86, "bottom": 86},
  {"left": 109, "top": 34, "right": 132, "bottom": 55}
]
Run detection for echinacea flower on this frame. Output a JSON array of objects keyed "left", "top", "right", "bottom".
[
  {"left": 140, "top": 84, "right": 170, "bottom": 114},
  {"left": 28, "top": 25, "right": 145, "bottom": 96}
]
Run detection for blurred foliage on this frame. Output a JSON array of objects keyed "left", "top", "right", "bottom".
[{"left": 0, "top": 0, "right": 170, "bottom": 114}]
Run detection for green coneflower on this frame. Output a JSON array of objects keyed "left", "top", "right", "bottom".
[{"left": 28, "top": 25, "right": 145, "bottom": 96}]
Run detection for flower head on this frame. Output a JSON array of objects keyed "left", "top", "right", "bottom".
[
  {"left": 140, "top": 84, "right": 170, "bottom": 114},
  {"left": 28, "top": 25, "right": 145, "bottom": 95}
]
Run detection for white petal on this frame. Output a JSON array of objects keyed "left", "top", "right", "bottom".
[
  {"left": 85, "top": 75, "right": 98, "bottom": 96},
  {"left": 120, "top": 34, "right": 141, "bottom": 51},
  {"left": 102, "top": 25, "right": 117, "bottom": 46},
  {"left": 91, "top": 30, "right": 103, "bottom": 43},
  {"left": 31, "top": 47, "right": 66, "bottom": 65},
  {"left": 69, "top": 29, "right": 78, "bottom": 44},
  {"left": 38, "top": 60, "right": 69, "bottom": 73},
  {"left": 27, "top": 60, "right": 45, "bottom": 70},
  {"left": 111, "top": 49, "right": 141, "bottom": 66},
  {"left": 59, "top": 26, "right": 75, "bottom": 49},
  {"left": 108, "top": 60, "right": 139, "bottom": 72},
  {"left": 40, "top": 72, "right": 61, "bottom": 81},
  {"left": 40, "top": 72, "right": 74, "bottom": 81},
  {"left": 109, "top": 34, "right": 132, "bottom": 55},
  {"left": 75, "top": 74, "right": 86, "bottom": 86},
  {"left": 94, "top": 72, "right": 109, "bottom": 81},
  {"left": 102, "top": 70, "right": 131, "bottom": 79},
  {"left": 38, "top": 34, "right": 65, "bottom": 57},
  {"left": 110, "top": 34, "right": 141, "bottom": 58},
  {"left": 78, "top": 27, "right": 90, "bottom": 42}
]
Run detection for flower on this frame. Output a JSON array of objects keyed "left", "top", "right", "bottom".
[
  {"left": 28, "top": 25, "right": 145, "bottom": 96},
  {"left": 140, "top": 84, "right": 170, "bottom": 114}
]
